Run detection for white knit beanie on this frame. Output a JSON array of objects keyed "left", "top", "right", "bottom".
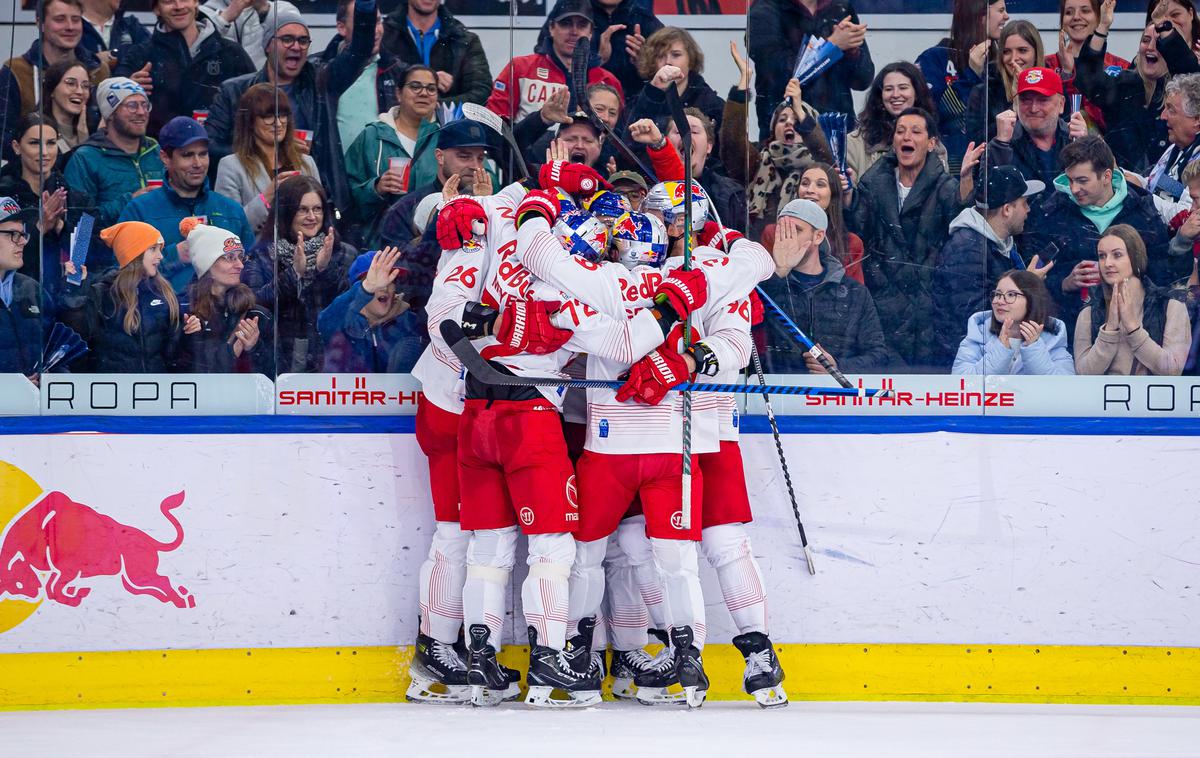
[{"left": 180, "top": 217, "right": 244, "bottom": 278}]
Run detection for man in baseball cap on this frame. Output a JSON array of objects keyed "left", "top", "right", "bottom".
[{"left": 989, "top": 66, "right": 1070, "bottom": 197}]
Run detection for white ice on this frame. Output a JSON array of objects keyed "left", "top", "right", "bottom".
[{"left": 3, "top": 701, "right": 1199, "bottom": 758}]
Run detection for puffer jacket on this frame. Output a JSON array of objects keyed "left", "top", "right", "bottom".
[
  {"left": 177, "top": 291, "right": 272, "bottom": 374},
  {"left": 66, "top": 268, "right": 183, "bottom": 373},
  {"left": 849, "top": 150, "right": 965, "bottom": 370},
  {"left": 317, "top": 283, "right": 427, "bottom": 372},
  {"left": 381, "top": 0, "right": 492, "bottom": 105},
  {"left": 952, "top": 311, "right": 1075, "bottom": 375}
]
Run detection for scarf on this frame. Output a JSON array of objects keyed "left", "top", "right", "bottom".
[
  {"left": 748, "top": 141, "right": 813, "bottom": 222},
  {"left": 274, "top": 232, "right": 326, "bottom": 289}
]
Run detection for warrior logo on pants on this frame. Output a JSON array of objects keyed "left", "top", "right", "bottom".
[
  {"left": 519, "top": 507, "right": 536, "bottom": 526},
  {"left": 670, "top": 510, "right": 685, "bottom": 530}
]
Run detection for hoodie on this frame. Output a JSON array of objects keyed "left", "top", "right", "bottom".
[{"left": 1053, "top": 170, "right": 1129, "bottom": 234}]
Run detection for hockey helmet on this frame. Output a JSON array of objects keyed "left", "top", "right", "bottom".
[
  {"left": 641, "top": 180, "right": 710, "bottom": 229},
  {"left": 553, "top": 209, "right": 611, "bottom": 263},
  {"left": 611, "top": 212, "right": 668, "bottom": 270},
  {"left": 582, "top": 190, "right": 633, "bottom": 225}
]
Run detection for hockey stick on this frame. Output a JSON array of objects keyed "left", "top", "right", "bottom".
[
  {"left": 440, "top": 320, "right": 892, "bottom": 397},
  {"left": 748, "top": 340, "right": 815, "bottom": 574},
  {"left": 570, "top": 38, "right": 660, "bottom": 184},
  {"left": 461, "top": 102, "right": 531, "bottom": 181},
  {"left": 754, "top": 287, "right": 855, "bottom": 390}
]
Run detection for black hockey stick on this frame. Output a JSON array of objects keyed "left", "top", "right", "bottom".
[
  {"left": 440, "top": 323, "right": 893, "bottom": 398},
  {"left": 461, "top": 102, "right": 531, "bottom": 181},
  {"left": 749, "top": 340, "right": 815, "bottom": 574},
  {"left": 755, "top": 287, "right": 855, "bottom": 390},
  {"left": 570, "top": 38, "right": 660, "bottom": 184}
]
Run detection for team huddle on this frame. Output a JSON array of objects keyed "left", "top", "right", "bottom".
[{"left": 404, "top": 158, "right": 791, "bottom": 709}]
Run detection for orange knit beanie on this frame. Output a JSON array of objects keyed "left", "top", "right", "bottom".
[{"left": 99, "top": 221, "right": 164, "bottom": 268}]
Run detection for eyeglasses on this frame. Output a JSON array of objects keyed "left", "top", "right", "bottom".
[
  {"left": 118, "top": 99, "right": 152, "bottom": 113},
  {"left": 61, "top": 77, "right": 91, "bottom": 93},
  {"left": 404, "top": 82, "right": 439, "bottom": 95},
  {"left": 257, "top": 114, "right": 289, "bottom": 125},
  {"left": 219, "top": 252, "right": 247, "bottom": 264},
  {"left": 991, "top": 290, "right": 1026, "bottom": 304},
  {"left": 297, "top": 205, "right": 323, "bottom": 218},
  {"left": 0, "top": 229, "right": 29, "bottom": 245},
  {"left": 274, "top": 34, "right": 311, "bottom": 49}
]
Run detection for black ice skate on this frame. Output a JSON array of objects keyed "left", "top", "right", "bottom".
[
  {"left": 632, "top": 629, "right": 687, "bottom": 705},
  {"left": 564, "top": 616, "right": 598, "bottom": 675},
  {"left": 455, "top": 631, "right": 520, "bottom": 706},
  {"left": 525, "top": 625, "right": 602, "bottom": 708},
  {"left": 669, "top": 625, "right": 709, "bottom": 709},
  {"left": 732, "top": 631, "right": 788, "bottom": 709},
  {"left": 407, "top": 632, "right": 470, "bottom": 705},
  {"left": 466, "top": 624, "right": 510, "bottom": 707}
]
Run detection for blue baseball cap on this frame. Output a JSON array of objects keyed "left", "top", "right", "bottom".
[
  {"left": 437, "top": 119, "right": 493, "bottom": 150},
  {"left": 158, "top": 116, "right": 209, "bottom": 150}
]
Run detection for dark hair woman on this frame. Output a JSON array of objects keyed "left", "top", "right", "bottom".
[
  {"left": 846, "top": 61, "right": 947, "bottom": 179},
  {"left": 953, "top": 269, "right": 1074, "bottom": 374},
  {"left": 39, "top": 58, "right": 90, "bottom": 153},
  {"left": 1044, "top": 0, "right": 1129, "bottom": 133}
]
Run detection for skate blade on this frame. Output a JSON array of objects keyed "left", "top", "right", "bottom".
[
  {"left": 751, "top": 684, "right": 789, "bottom": 709},
  {"left": 524, "top": 686, "right": 601, "bottom": 708},
  {"left": 470, "top": 684, "right": 503, "bottom": 707},
  {"left": 405, "top": 678, "right": 471, "bottom": 705},
  {"left": 634, "top": 685, "right": 688, "bottom": 706},
  {"left": 611, "top": 677, "right": 638, "bottom": 700},
  {"left": 684, "top": 685, "right": 707, "bottom": 709},
  {"left": 476, "top": 681, "right": 522, "bottom": 706}
]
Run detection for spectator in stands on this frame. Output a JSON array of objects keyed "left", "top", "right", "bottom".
[
  {"left": 917, "top": 0, "right": 1007, "bottom": 172},
  {"left": 205, "top": 0, "right": 379, "bottom": 218},
  {"left": 318, "top": 247, "right": 426, "bottom": 373},
  {"left": 1074, "top": 1, "right": 1199, "bottom": 173},
  {"left": 628, "top": 27, "right": 723, "bottom": 136},
  {"left": 381, "top": 0, "right": 491, "bottom": 106},
  {"left": 118, "top": 116, "right": 254, "bottom": 293},
  {"left": 747, "top": 0, "right": 874, "bottom": 141},
  {"left": 1147, "top": 0, "right": 1200, "bottom": 46},
  {"left": 80, "top": 0, "right": 150, "bottom": 65},
  {"left": 1133, "top": 72, "right": 1200, "bottom": 221},
  {"left": 758, "top": 199, "right": 888, "bottom": 375},
  {"left": 986, "top": 67, "right": 1078, "bottom": 204},
  {"left": 203, "top": 0, "right": 300, "bottom": 69},
  {"left": 325, "top": 0, "right": 400, "bottom": 153},
  {"left": 177, "top": 218, "right": 269, "bottom": 373},
  {"left": 40, "top": 58, "right": 91, "bottom": 153},
  {"left": 796, "top": 162, "right": 863, "bottom": 284},
  {"left": 966, "top": 20, "right": 1045, "bottom": 145},
  {"left": 214, "top": 84, "right": 320, "bottom": 236},
  {"left": 377, "top": 119, "right": 494, "bottom": 250},
  {"left": 1074, "top": 223, "right": 1190, "bottom": 374},
  {"left": 486, "top": 0, "right": 622, "bottom": 122},
  {"left": 845, "top": 61, "right": 946, "bottom": 180},
  {"left": 243, "top": 175, "right": 355, "bottom": 373},
  {"left": 63, "top": 77, "right": 164, "bottom": 273},
  {"left": 113, "top": 0, "right": 255, "bottom": 137},
  {"left": 1026, "top": 136, "right": 1177, "bottom": 327},
  {"left": 591, "top": 0, "right": 663, "bottom": 102},
  {"left": 608, "top": 169, "right": 648, "bottom": 209},
  {"left": 0, "top": 199, "right": 52, "bottom": 377},
  {"left": 516, "top": 83, "right": 622, "bottom": 170},
  {"left": 933, "top": 165, "right": 1046, "bottom": 365},
  {"left": 345, "top": 64, "right": 441, "bottom": 243},
  {"left": 952, "top": 270, "right": 1075, "bottom": 374},
  {"left": 0, "top": 0, "right": 110, "bottom": 146},
  {"left": 849, "top": 107, "right": 978, "bottom": 371},
  {"left": 1044, "top": 0, "right": 1129, "bottom": 134},
  {"left": 1166, "top": 158, "right": 1200, "bottom": 264},
  {"left": 661, "top": 108, "right": 745, "bottom": 232},
  {"left": 68, "top": 220, "right": 199, "bottom": 372}
]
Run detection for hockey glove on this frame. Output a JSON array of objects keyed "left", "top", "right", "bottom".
[
  {"left": 516, "top": 189, "right": 561, "bottom": 228},
  {"left": 686, "top": 340, "right": 720, "bottom": 377},
  {"left": 616, "top": 347, "right": 690, "bottom": 405},
  {"left": 539, "top": 161, "right": 611, "bottom": 196},
  {"left": 436, "top": 197, "right": 487, "bottom": 251},
  {"left": 748, "top": 290, "right": 764, "bottom": 327},
  {"left": 653, "top": 269, "right": 708, "bottom": 320},
  {"left": 697, "top": 221, "right": 745, "bottom": 251},
  {"left": 496, "top": 299, "right": 573, "bottom": 355}
]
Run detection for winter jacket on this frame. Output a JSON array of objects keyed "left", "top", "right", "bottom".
[
  {"left": 242, "top": 236, "right": 356, "bottom": 373},
  {"left": 377, "top": 179, "right": 441, "bottom": 251},
  {"left": 1074, "top": 281, "right": 1191, "bottom": 375},
  {"left": 590, "top": 0, "right": 664, "bottom": 103},
  {"left": 177, "top": 291, "right": 272, "bottom": 374},
  {"left": 0, "top": 163, "right": 83, "bottom": 294},
  {"left": 931, "top": 207, "right": 1031, "bottom": 368},
  {"left": 213, "top": 152, "right": 320, "bottom": 234},
  {"left": 1024, "top": 172, "right": 1179, "bottom": 328},
  {"left": 0, "top": 271, "right": 52, "bottom": 375},
  {"left": 756, "top": 252, "right": 889, "bottom": 374},
  {"left": 628, "top": 73, "right": 725, "bottom": 142},
  {"left": 0, "top": 40, "right": 110, "bottom": 148},
  {"left": 114, "top": 16, "right": 254, "bottom": 137},
  {"left": 202, "top": 0, "right": 300, "bottom": 70},
  {"left": 952, "top": 311, "right": 1075, "bottom": 375},
  {"left": 79, "top": 9, "right": 150, "bottom": 60},
  {"left": 985, "top": 119, "right": 1069, "bottom": 209},
  {"left": 65, "top": 269, "right": 183, "bottom": 373},
  {"left": 317, "top": 282, "right": 427, "bottom": 372},
  {"left": 204, "top": 0, "right": 381, "bottom": 218},
  {"left": 747, "top": 0, "right": 874, "bottom": 141},
  {"left": 964, "top": 64, "right": 1011, "bottom": 147},
  {"left": 118, "top": 179, "right": 255, "bottom": 293},
  {"left": 63, "top": 130, "right": 166, "bottom": 272},
  {"left": 848, "top": 150, "right": 966, "bottom": 370},
  {"left": 344, "top": 111, "right": 441, "bottom": 237},
  {"left": 1074, "top": 30, "right": 1200, "bottom": 174},
  {"left": 915, "top": 42, "right": 983, "bottom": 173},
  {"left": 381, "top": 1, "right": 492, "bottom": 105}
]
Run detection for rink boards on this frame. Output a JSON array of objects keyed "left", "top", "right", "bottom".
[{"left": 0, "top": 417, "right": 1197, "bottom": 709}]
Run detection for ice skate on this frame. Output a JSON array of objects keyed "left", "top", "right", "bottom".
[
  {"left": 733, "top": 631, "right": 788, "bottom": 709},
  {"left": 455, "top": 632, "right": 520, "bottom": 706},
  {"left": 670, "top": 625, "right": 709, "bottom": 709},
  {"left": 564, "top": 616, "right": 599, "bottom": 675},
  {"left": 631, "top": 628, "right": 687, "bottom": 705},
  {"left": 524, "top": 626, "right": 602, "bottom": 708},
  {"left": 465, "top": 624, "right": 510, "bottom": 707},
  {"left": 406, "top": 632, "right": 470, "bottom": 704}
]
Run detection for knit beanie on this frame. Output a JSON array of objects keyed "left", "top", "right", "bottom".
[
  {"left": 99, "top": 221, "right": 164, "bottom": 268},
  {"left": 180, "top": 217, "right": 244, "bottom": 278},
  {"left": 96, "top": 77, "right": 148, "bottom": 121},
  {"left": 261, "top": 8, "right": 309, "bottom": 51}
]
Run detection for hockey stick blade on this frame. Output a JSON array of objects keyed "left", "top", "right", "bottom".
[
  {"left": 461, "top": 102, "right": 531, "bottom": 180},
  {"left": 440, "top": 320, "right": 893, "bottom": 398},
  {"left": 571, "top": 37, "right": 659, "bottom": 183}
]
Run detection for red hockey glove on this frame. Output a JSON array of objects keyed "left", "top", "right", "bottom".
[
  {"left": 516, "top": 189, "right": 561, "bottom": 228},
  {"left": 748, "top": 290, "right": 764, "bottom": 327},
  {"left": 697, "top": 221, "right": 745, "bottom": 251},
  {"left": 436, "top": 196, "right": 487, "bottom": 251},
  {"left": 653, "top": 269, "right": 708, "bottom": 320},
  {"left": 616, "top": 347, "right": 690, "bottom": 405},
  {"left": 496, "top": 299, "right": 573, "bottom": 355},
  {"left": 539, "top": 160, "right": 611, "bottom": 195}
]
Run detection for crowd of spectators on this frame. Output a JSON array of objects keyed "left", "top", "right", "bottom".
[{"left": 3, "top": 0, "right": 1200, "bottom": 382}]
